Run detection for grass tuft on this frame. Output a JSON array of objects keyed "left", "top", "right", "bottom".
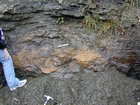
[{"left": 81, "top": 15, "right": 126, "bottom": 35}]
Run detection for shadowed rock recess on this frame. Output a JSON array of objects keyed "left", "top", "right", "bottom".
[{"left": 0, "top": 0, "right": 140, "bottom": 105}]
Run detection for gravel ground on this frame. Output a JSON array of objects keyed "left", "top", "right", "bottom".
[{"left": 0, "top": 66, "right": 139, "bottom": 105}]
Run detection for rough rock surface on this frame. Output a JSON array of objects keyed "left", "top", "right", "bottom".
[
  {"left": 0, "top": 0, "right": 140, "bottom": 78},
  {"left": 0, "top": 0, "right": 140, "bottom": 105}
]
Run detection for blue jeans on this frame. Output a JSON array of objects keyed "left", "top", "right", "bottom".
[{"left": 0, "top": 49, "right": 19, "bottom": 88}]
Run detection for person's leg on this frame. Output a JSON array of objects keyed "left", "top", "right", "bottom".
[{"left": 0, "top": 50, "right": 19, "bottom": 88}]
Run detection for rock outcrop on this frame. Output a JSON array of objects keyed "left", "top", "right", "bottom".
[{"left": 0, "top": 0, "right": 139, "bottom": 79}]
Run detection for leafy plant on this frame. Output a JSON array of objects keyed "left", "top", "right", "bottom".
[{"left": 56, "top": 13, "right": 64, "bottom": 25}]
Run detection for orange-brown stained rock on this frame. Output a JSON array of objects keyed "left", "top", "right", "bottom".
[
  {"left": 73, "top": 50, "right": 103, "bottom": 67},
  {"left": 40, "top": 67, "right": 59, "bottom": 74}
]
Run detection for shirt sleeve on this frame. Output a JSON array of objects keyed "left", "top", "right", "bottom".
[{"left": 0, "top": 39, "right": 7, "bottom": 49}]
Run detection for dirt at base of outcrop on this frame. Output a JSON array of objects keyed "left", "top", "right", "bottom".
[{"left": 0, "top": 66, "right": 139, "bottom": 105}]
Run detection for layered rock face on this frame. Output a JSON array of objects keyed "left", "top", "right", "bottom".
[{"left": 0, "top": 0, "right": 140, "bottom": 78}]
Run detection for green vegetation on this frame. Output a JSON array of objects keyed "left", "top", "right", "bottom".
[
  {"left": 83, "top": 0, "right": 139, "bottom": 35},
  {"left": 81, "top": 15, "right": 98, "bottom": 31},
  {"left": 56, "top": 13, "right": 64, "bottom": 25},
  {"left": 82, "top": 14, "right": 125, "bottom": 35},
  {"left": 99, "top": 19, "right": 119, "bottom": 35},
  {"left": 123, "top": 0, "right": 139, "bottom": 10}
]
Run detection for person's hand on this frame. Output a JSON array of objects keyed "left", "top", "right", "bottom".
[
  {"left": 1, "top": 35, "right": 5, "bottom": 40},
  {"left": 3, "top": 48, "right": 10, "bottom": 60}
]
